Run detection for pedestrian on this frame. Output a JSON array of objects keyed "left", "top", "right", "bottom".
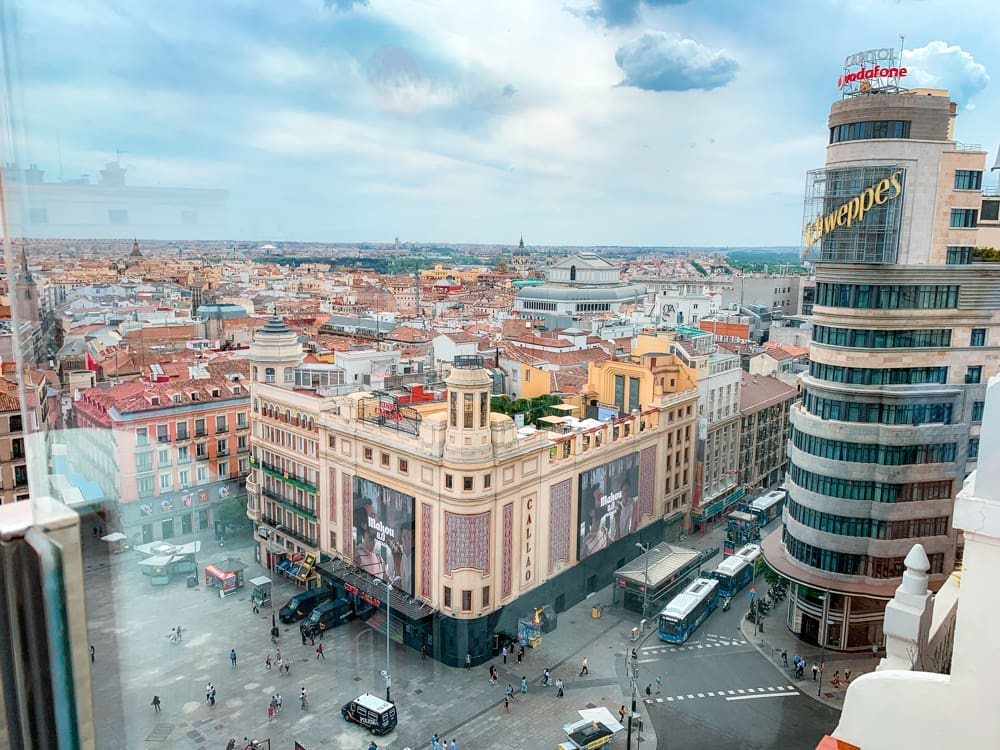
[
  {"left": 504, "top": 693, "right": 510, "bottom": 713},
  {"left": 655, "top": 675, "right": 662, "bottom": 694},
  {"left": 450, "top": 740, "right": 456, "bottom": 750},
  {"left": 421, "top": 643, "right": 427, "bottom": 661},
  {"left": 781, "top": 650, "right": 788, "bottom": 668},
  {"left": 845, "top": 667, "right": 853, "bottom": 683},
  {"left": 310, "top": 632, "right": 316, "bottom": 646},
  {"left": 210, "top": 686, "right": 216, "bottom": 706},
  {"left": 206, "top": 682, "right": 214, "bottom": 703},
  {"left": 517, "top": 644, "right": 524, "bottom": 664},
  {"left": 151, "top": 695, "right": 161, "bottom": 713},
  {"left": 284, "top": 661, "right": 291, "bottom": 676},
  {"left": 265, "top": 654, "right": 272, "bottom": 670},
  {"left": 556, "top": 678, "right": 564, "bottom": 698},
  {"left": 276, "top": 648, "right": 281, "bottom": 663},
  {"left": 645, "top": 683, "right": 652, "bottom": 698},
  {"left": 466, "top": 653, "right": 471, "bottom": 670},
  {"left": 812, "top": 663, "right": 819, "bottom": 681},
  {"left": 176, "top": 625, "right": 182, "bottom": 641},
  {"left": 90, "top": 644, "right": 95, "bottom": 663},
  {"left": 520, "top": 676, "right": 528, "bottom": 694},
  {"left": 872, "top": 642, "right": 879, "bottom": 660},
  {"left": 431, "top": 732, "right": 440, "bottom": 749},
  {"left": 276, "top": 692, "right": 282, "bottom": 712},
  {"left": 301, "top": 629, "right": 307, "bottom": 646},
  {"left": 507, "top": 683, "right": 516, "bottom": 701},
  {"left": 502, "top": 645, "right": 508, "bottom": 664},
  {"left": 832, "top": 670, "right": 841, "bottom": 688},
  {"left": 631, "top": 648, "right": 638, "bottom": 661},
  {"left": 579, "top": 657, "right": 589, "bottom": 677},
  {"left": 169, "top": 627, "right": 177, "bottom": 643},
  {"left": 268, "top": 703, "right": 274, "bottom": 722},
  {"left": 230, "top": 649, "right": 238, "bottom": 668},
  {"left": 619, "top": 705, "right": 627, "bottom": 723},
  {"left": 542, "top": 668, "right": 551, "bottom": 686},
  {"left": 316, "top": 643, "right": 325, "bottom": 660},
  {"left": 252, "top": 599, "right": 259, "bottom": 615},
  {"left": 271, "top": 626, "right": 279, "bottom": 643},
  {"left": 369, "top": 742, "right": 378, "bottom": 750}
]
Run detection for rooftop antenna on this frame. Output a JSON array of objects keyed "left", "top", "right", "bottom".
[{"left": 991, "top": 145, "right": 1000, "bottom": 172}]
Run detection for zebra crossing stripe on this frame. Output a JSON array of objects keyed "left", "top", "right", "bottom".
[
  {"left": 786, "top": 685, "right": 796, "bottom": 690},
  {"left": 727, "top": 690, "right": 735, "bottom": 695},
  {"left": 767, "top": 687, "right": 776, "bottom": 692},
  {"left": 666, "top": 697, "right": 674, "bottom": 702},
  {"left": 677, "top": 696, "right": 685, "bottom": 701},
  {"left": 656, "top": 698, "right": 664, "bottom": 703},
  {"left": 737, "top": 689, "right": 745, "bottom": 694},
  {"left": 697, "top": 693, "right": 705, "bottom": 698}
]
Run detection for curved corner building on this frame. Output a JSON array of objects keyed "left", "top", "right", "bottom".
[{"left": 762, "top": 88, "right": 1000, "bottom": 650}]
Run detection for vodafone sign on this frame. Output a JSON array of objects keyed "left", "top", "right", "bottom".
[{"left": 838, "top": 47, "right": 907, "bottom": 90}]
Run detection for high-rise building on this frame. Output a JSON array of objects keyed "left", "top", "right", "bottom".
[{"left": 763, "top": 87, "right": 1000, "bottom": 651}]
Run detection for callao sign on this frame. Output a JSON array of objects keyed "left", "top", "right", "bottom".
[{"left": 838, "top": 47, "right": 907, "bottom": 90}]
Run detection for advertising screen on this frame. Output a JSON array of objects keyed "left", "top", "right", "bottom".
[
  {"left": 577, "top": 452, "right": 640, "bottom": 560},
  {"left": 352, "top": 477, "right": 416, "bottom": 596}
]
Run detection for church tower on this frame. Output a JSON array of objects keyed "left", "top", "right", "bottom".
[
  {"left": 511, "top": 234, "right": 530, "bottom": 276},
  {"left": 248, "top": 315, "right": 304, "bottom": 387}
]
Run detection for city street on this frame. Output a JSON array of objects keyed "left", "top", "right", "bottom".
[{"left": 634, "top": 598, "right": 840, "bottom": 750}]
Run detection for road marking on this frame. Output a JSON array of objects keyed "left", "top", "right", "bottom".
[
  {"left": 725, "top": 692, "right": 799, "bottom": 702},
  {"left": 677, "top": 696, "right": 685, "bottom": 701},
  {"left": 637, "top": 659, "right": 659, "bottom": 663},
  {"left": 666, "top": 697, "right": 673, "bottom": 702},
  {"left": 656, "top": 698, "right": 663, "bottom": 703},
  {"left": 786, "top": 685, "right": 796, "bottom": 690},
  {"left": 697, "top": 693, "right": 705, "bottom": 698},
  {"left": 737, "top": 689, "right": 745, "bottom": 694},
  {"left": 707, "top": 692, "right": 715, "bottom": 697},
  {"left": 696, "top": 645, "right": 703, "bottom": 649},
  {"left": 687, "top": 694, "right": 695, "bottom": 699},
  {"left": 727, "top": 690, "right": 735, "bottom": 695},
  {"left": 767, "top": 687, "right": 776, "bottom": 691}
]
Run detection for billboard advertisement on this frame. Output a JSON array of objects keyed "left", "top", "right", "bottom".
[
  {"left": 802, "top": 165, "right": 906, "bottom": 264},
  {"left": 577, "top": 452, "right": 640, "bottom": 560},
  {"left": 352, "top": 477, "right": 415, "bottom": 596}
]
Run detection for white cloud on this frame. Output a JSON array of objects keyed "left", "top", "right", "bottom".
[
  {"left": 903, "top": 41, "right": 989, "bottom": 108},
  {"left": 615, "top": 32, "right": 739, "bottom": 91}
]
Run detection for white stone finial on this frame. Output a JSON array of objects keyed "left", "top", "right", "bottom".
[
  {"left": 899, "top": 543, "right": 930, "bottom": 597},
  {"left": 973, "top": 373, "right": 1000, "bottom": 502},
  {"left": 904, "top": 544, "right": 930, "bottom": 574}
]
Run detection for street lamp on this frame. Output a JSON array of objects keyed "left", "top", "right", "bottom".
[
  {"left": 267, "top": 525, "right": 284, "bottom": 631},
  {"left": 384, "top": 575, "right": 401, "bottom": 702},
  {"left": 635, "top": 542, "right": 651, "bottom": 623},
  {"left": 817, "top": 586, "right": 831, "bottom": 698}
]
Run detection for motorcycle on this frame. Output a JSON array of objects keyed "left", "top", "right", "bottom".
[{"left": 722, "top": 596, "right": 731, "bottom": 612}]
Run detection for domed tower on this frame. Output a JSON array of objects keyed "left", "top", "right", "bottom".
[
  {"left": 444, "top": 355, "right": 494, "bottom": 462},
  {"left": 248, "top": 316, "right": 303, "bottom": 387}
]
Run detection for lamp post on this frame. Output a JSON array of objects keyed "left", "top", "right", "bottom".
[
  {"left": 817, "top": 586, "right": 830, "bottom": 698},
  {"left": 267, "top": 525, "right": 283, "bottom": 630},
  {"left": 635, "top": 542, "right": 651, "bottom": 623},
  {"left": 384, "top": 575, "right": 401, "bottom": 702}
]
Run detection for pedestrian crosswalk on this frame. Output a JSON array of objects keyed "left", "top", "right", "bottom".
[
  {"left": 639, "top": 636, "right": 748, "bottom": 655},
  {"left": 644, "top": 685, "right": 799, "bottom": 704}
]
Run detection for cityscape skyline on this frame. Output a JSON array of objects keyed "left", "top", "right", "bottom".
[{"left": 4, "top": 0, "right": 996, "bottom": 246}]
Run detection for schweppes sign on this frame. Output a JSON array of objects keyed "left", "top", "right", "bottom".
[{"left": 803, "top": 169, "right": 903, "bottom": 250}]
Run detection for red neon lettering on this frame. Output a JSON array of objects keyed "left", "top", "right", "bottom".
[{"left": 838, "top": 65, "right": 908, "bottom": 88}]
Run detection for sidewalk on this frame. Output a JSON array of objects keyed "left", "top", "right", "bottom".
[{"left": 740, "top": 608, "right": 874, "bottom": 711}]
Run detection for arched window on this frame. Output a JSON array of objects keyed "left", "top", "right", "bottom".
[
  {"left": 284, "top": 367, "right": 294, "bottom": 383},
  {"left": 570, "top": 265, "right": 577, "bottom": 281},
  {"left": 253, "top": 398, "right": 259, "bottom": 413},
  {"left": 265, "top": 367, "right": 275, "bottom": 383},
  {"left": 253, "top": 366, "right": 258, "bottom": 380},
  {"left": 285, "top": 409, "right": 291, "bottom": 422}
]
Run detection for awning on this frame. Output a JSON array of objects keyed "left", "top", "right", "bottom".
[
  {"left": 318, "top": 557, "right": 433, "bottom": 621},
  {"left": 101, "top": 532, "right": 127, "bottom": 542}
]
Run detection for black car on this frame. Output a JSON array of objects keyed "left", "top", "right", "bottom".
[{"left": 278, "top": 588, "right": 333, "bottom": 624}]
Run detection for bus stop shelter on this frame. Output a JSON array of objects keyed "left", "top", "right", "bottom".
[{"left": 613, "top": 544, "right": 704, "bottom": 616}]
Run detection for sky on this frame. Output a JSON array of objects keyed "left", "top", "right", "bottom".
[{"left": 3, "top": 0, "right": 997, "bottom": 246}]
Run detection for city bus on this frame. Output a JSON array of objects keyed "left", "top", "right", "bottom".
[
  {"left": 710, "top": 555, "right": 754, "bottom": 598},
  {"left": 657, "top": 577, "right": 720, "bottom": 644},
  {"left": 734, "top": 543, "right": 762, "bottom": 567},
  {"left": 749, "top": 489, "right": 787, "bottom": 526}
]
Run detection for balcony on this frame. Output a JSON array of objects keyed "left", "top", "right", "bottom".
[
  {"left": 261, "top": 488, "right": 317, "bottom": 520},
  {"left": 260, "top": 515, "right": 317, "bottom": 548},
  {"left": 157, "top": 435, "right": 170, "bottom": 444},
  {"left": 253, "top": 458, "right": 317, "bottom": 492},
  {"left": 217, "top": 449, "right": 230, "bottom": 457},
  {"left": 195, "top": 428, "right": 207, "bottom": 437},
  {"left": 176, "top": 432, "right": 190, "bottom": 442}
]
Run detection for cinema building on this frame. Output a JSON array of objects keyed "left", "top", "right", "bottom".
[
  {"left": 249, "top": 316, "right": 699, "bottom": 665},
  {"left": 762, "top": 86, "right": 1000, "bottom": 650}
]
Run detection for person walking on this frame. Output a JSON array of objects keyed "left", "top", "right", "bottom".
[
  {"left": 151, "top": 695, "right": 161, "bottom": 713},
  {"left": 556, "top": 678, "right": 564, "bottom": 698},
  {"left": 421, "top": 643, "right": 427, "bottom": 661},
  {"left": 504, "top": 693, "right": 510, "bottom": 713},
  {"left": 466, "top": 653, "right": 471, "bottom": 670},
  {"left": 276, "top": 648, "right": 281, "bottom": 663},
  {"left": 284, "top": 660, "right": 291, "bottom": 676},
  {"left": 872, "top": 642, "right": 879, "bottom": 660},
  {"left": 517, "top": 644, "right": 524, "bottom": 664},
  {"left": 209, "top": 685, "right": 217, "bottom": 706},
  {"left": 252, "top": 599, "right": 259, "bottom": 615},
  {"left": 301, "top": 629, "right": 307, "bottom": 646},
  {"left": 230, "top": 649, "right": 238, "bottom": 668},
  {"left": 206, "top": 682, "right": 214, "bottom": 704},
  {"left": 812, "top": 663, "right": 819, "bottom": 681},
  {"left": 520, "top": 676, "right": 528, "bottom": 694},
  {"left": 619, "top": 705, "right": 627, "bottom": 723},
  {"left": 845, "top": 667, "right": 853, "bottom": 683},
  {"left": 655, "top": 675, "right": 662, "bottom": 694},
  {"left": 781, "top": 650, "right": 788, "bottom": 668},
  {"left": 506, "top": 683, "right": 515, "bottom": 702},
  {"left": 431, "top": 732, "right": 440, "bottom": 749},
  {"left": 265, "top": 654, "right": 272, "bottom": 670},
  {"left": 645, "top": 683, "right": 652, "bottom": 698},
  {"left": 832, "top": 670, "right": 841, "bottom": 688},
  {"left": 90, "top": 644, "right": 95, "bottom": 663},
  {"left": 310, "top": 632, "right": 316, "bottom": 646},
  {"left": 501, "top": 645, "right": 508, "bottom": 664},
  {"left": 316, "top": 643, "right": 325, "bottom": 660},
  {"left": 176, "top": 625, "right": 183, "bottom": 641},
  {"left": 579, "top": 657, "right": 589, "bottom": 677},
  {"left": 450, "top": 740, "right": 457, "bottom": 750},
  {"left": 268, "top": 703, "right": 274, "bottom": 722},
  {"left": 275, "top": 692, "right": 282, "bottom": 712}
]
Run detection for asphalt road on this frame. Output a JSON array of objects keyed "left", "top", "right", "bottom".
[{"left": 633, "top": 601, "right": 840, "bottom": 750}]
